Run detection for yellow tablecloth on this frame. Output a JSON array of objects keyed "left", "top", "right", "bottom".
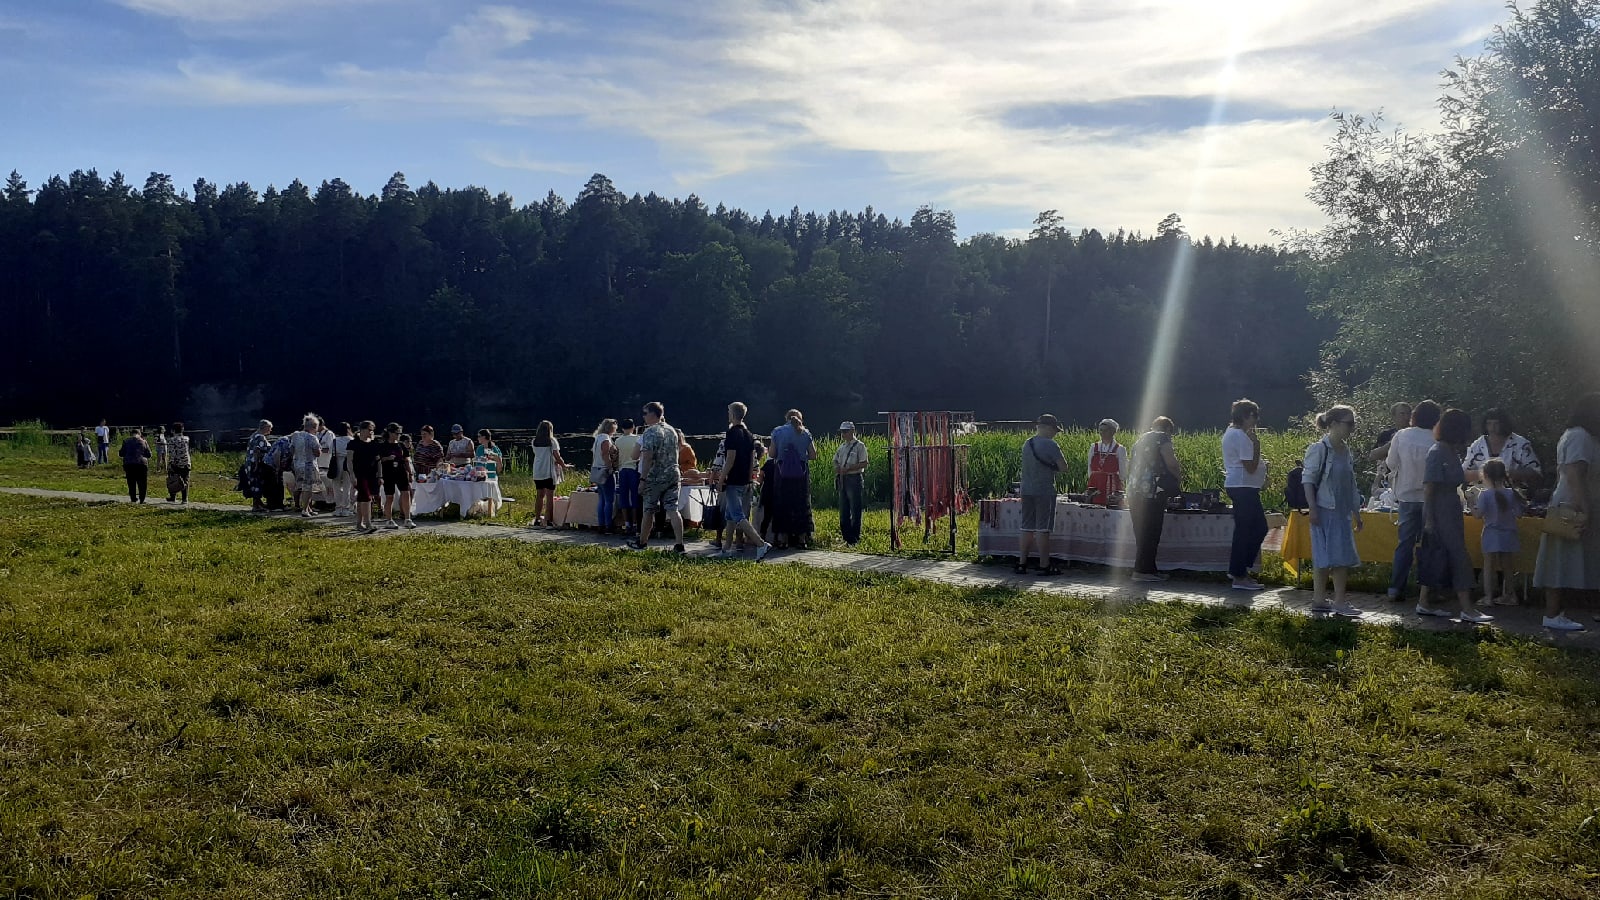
[{"left": 1278, "top": 510, "right": 1542, "bottom": 577}]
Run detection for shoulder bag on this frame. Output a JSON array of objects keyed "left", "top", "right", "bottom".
[{"left": 1540, "top": 505, "right": 1586, "bottom": 541}]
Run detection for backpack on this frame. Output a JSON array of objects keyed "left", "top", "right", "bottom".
[
  {"left": 1284, "top": 465, "right": 1308, "bottom": 510},
  {"left": 778, "top": 433, "right": 808, "bottom": 479},
  {"left": 265, "top": 436, "right": 292, "bottom": 472}
]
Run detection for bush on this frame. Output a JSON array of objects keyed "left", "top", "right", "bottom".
[{"left": 6, "top": 419, "right": 50, "bottom": 450}]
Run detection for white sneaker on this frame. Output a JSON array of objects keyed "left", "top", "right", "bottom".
[
  {"left": 755, "top": 543, "right": 770, "bottom": 562},
  {"left": 1543, "top": 614, "right": 1586, "bottom": 632},
  {"left": 1456, "top": 609, "right": 1494, "bottom": 624},
  {"left": 386, "top": 520, "right": 400, "bottom": 530},
  {"left": 1331, "top": 603, "right": 1364, "bottom": 618},
  {"left": 1415, "top": 605, "right": 1452, "bottom": 618},
  {"left": 1231, "top": 579, "right": 1265, "bottom": 591},
  {"left": 403, "top": 519, "right": 416, "bottom": 529}
]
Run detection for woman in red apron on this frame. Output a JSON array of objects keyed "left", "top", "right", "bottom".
[{"left": 1086, "top": 418, "right": 1127, "bottom": 504}]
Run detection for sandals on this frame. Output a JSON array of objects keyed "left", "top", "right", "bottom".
[
  {"left": 1035, "top": 565, "right": 1063, "bottom": 577},
  {"left": 1013, "top": 563, "right": 1029, "bottom": 575}
]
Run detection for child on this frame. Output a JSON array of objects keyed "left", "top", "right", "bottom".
[{"left": 1473, "top": 459, "right": 1524, "bottom": 606}]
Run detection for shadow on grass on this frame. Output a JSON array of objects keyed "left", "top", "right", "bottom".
[{"left": 1246, "top": 611, "right": 1361, "bottom": 668}]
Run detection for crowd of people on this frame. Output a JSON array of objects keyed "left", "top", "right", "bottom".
[
  {"left": 1015, "top": 393, "right": 1600, "bottom": 632},
  {"left": 216, "top": 401, "right": 868, "bottom": 554}
]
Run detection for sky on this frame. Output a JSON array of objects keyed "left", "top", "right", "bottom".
[{"left": 0, "top": 0, "right": 1510, "bottom": 243}]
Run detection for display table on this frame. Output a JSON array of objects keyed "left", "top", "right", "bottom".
[
  {"left": 411, "top": 478, "right": 502, "bottom": 518},
  {"left": 557, "top": 484, "right": 717, "bottom": 527},
  {"left": 977, "top": 498, "right": 1249, "bottom": 571},
  {"left": 1278, "top": 510, "right": 1542, "bottom": 577}
]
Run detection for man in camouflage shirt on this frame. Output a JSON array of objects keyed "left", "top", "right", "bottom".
[{"left": 632, "top": 400, "right": 686, "bottom": 552}]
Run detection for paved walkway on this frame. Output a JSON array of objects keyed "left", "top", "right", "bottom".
[{"left": 5, "top": 487, "right": 1597, "bottom": 649}]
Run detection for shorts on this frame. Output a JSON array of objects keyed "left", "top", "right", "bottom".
[
  {"left": 1019, "top": 495, "right": 1056, "bottom": 533},
  {"left": 642, "top": 479, "right": 681, "bottom": 514},
  {"left": 382, "top": 471, "right": 411, "bottom": 494},
  {"left": 535, "top": 477, "right": 556, "bottom": 490},
  {"left": 355, "top": 474, "right": 381, "bottom": 503},
  {"left": 723, "top": 484, "right": 751, "bottom": 523}
]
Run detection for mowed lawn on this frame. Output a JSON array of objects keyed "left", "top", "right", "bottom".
[{"left": 1, "top": 495, "right": 1599, "bottom": 898}]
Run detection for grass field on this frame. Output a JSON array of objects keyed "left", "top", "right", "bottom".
[{"left": 2, "top": 493, "right": 1599, "bottom": 898}]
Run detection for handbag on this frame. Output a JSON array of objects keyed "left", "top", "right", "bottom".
[
  {"left": 699, "top": 487, "right": 725, "bottom": 532},
  {"left": 166, "top": 471, "right": 188, "bottom": 495},
  {"left": 1540, "top": 505, "right": 1586, "bottom": 541}
]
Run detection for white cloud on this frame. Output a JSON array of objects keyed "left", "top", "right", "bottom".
[
  {"left": 110, "top": 0, "right": 1512, "bottom": 241},
  {"left": 115, "top": 0, "right": 365, "bottom": 24}
]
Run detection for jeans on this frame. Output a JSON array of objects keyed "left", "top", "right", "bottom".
[
  {"left": 723, "top": 483, "right": 751, "bottom": 523},
  {"left": 97, "top": 440, "right": 109, "bottom": 464},
  {"left": 617, "top": 468, "right": 640, "bottom": 514},
  {"left": 1227, "top": 487, "right": 1268, "bottom": 578},
  {"left": 1130, "top": 494, "right": 1167, "bottom": 574},
  {"left": 1390, "top": 501, "right": 1424, "bottom": 595},
  {"left": 123, "top": 463, "right": 147, "bottom": 502},
  {"left": 595, "top": 472, "right": 616, "bottom": 529},
  {"left": 838, "top": 473, "right": 863, "bottom": 544}
]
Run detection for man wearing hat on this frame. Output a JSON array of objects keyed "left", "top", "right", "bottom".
[
  {"left": 833, "top": 421, "right": 870, "bottom": 546},
  {"left": 1018, "top": 414, "right": 1068, "bottom": 575},
  {"left": 446, "top": 424, "right": 475, "bottom": 467}
]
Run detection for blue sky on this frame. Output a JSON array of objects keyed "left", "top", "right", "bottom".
[{"left": 0, "top": 0, "right": 1507, "bottom": 242}]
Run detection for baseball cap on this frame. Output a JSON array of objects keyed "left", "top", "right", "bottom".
[
  {"left": 839, "top": 421, "right": 855, "bottom": 431},
  {"left": 451, "top": 424, "right": 464, "bottom": 433},
  {"left": 1036, "top": 414, "right": 1061, "bottom": 430}
]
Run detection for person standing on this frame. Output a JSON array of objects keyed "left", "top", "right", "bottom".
[
  {"left": 716, "top": 402, "right": 772, "bottom": 560},
  {"left": 1302, "top": 406, "right": 1365, "bottom": 617},
  {"left": 290, "top": 415, "right": 324, "bottom": 517},
  {"left": 75, "top": 430, "right": 94, "bottom": 468},
  {"left": 246, "top": 419, "right": 274, "bottom": 512},
  {"left": 349, "top": 421, "right": 383, "bottom": 533},
  {"left": 165, "top": 422, "right": 192, "bottom": 503},
  {"left": 119, "top": 427, "right": 151, "bottom": 503},
  {"left": 1128, "top": 417, "right": 1182, "bottom": 583},
  {"left": 1222, "top": 399, "right": 1268, "bottom": 591},
  {"left": 94, "top": 419, "right": 110, "bottom": 465},
  {"left": 153, "top": 424, "right": 168, "bottom": 473},
  {"left": 833, "top": 421, "right": 869, "bottom": 546},
  {"left": 1533, "top": 392, "right": 1600, "bottom": 631},
  {"left": 530, "top": 421, "right": 564, "bottom": 527},
  {"left": 1086, "top": 418, "right": 1128, "bottom": 505},
  {"left": 1474, "top": 459, "right": 1524, "bottom": 607},
  {"left": 413, "top": 425, "right": 445, "bottom": 477},
  {"left": 331, "top": 421, "right": 354, "bottom": 516},
  {"left": 475, "top": 429, "right": 503, "bottom": 479},
  {"left": 1366, "top": 401, "right": 1414, "bottom": 495},
  {"left": 590, "top": 419, "right": 619, "bottom": 533},
  {"left": 377, "top": 423, "right": 415, "bottom": 528},
  {"left": 1463, "top": 408, "right": 1543, "bottom": 488},
  {"left": 632, "top": 401, "right": 685, "bottom": 552},
  {"left": 1416, "top": 408, "right": 1494, "bottom": 623},
  {"left": 771, "top": 409, "right": 818, "bottom": 549},
  {"left": 613, "top": 419, "right": 642, "bottom": 538},
  {"left": 315, "top": 415, "right": 335, "bottom": 497},
  {"left": 446, "top": 424, "right": 474, "bottom": 466},
  {"left": 1017, "top": 414, "right": 1067, "bottom": 575},
  {"left": 1384, "top": 400, "right": 1442, "bottom": 601}
]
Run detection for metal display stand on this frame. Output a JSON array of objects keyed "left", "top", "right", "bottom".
[{"left": 879, "top": 411, "right": 974, "bottom": 553}]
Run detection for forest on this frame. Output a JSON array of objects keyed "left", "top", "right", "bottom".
[{"left": 0, "top": 169, "right": 1323, "bottom": 434}]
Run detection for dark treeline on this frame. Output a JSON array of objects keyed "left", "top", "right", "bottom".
[{"left": 0, "top": 169, "right": 1326, "bottom": 433}]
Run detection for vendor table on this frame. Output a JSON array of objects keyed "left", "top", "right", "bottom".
[
  {"left": 1278, "top": 510, "right": 1542, "bottom": 577},
  {"left": 411, "top": 478, "right": 502, "bottom": 518},
  {"left": 977, "top": 498, "right": 1257, "bottom": 571},
  {"left": 558, "top": 484, "right": 717, "bottom": 527}
]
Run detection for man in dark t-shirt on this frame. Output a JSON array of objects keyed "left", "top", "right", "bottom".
[{"left": 715, "top": 401, "right": 770, "bottom": 560}]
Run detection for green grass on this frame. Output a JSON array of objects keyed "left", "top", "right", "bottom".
[{"left": 2, "top": 493, "right": 1600, "bottom": 898}]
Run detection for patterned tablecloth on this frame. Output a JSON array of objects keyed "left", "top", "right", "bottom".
[
  {"left": 977, "top": 498, "right": 1251, "bottom": 571},
  {"left": 411, "top": 478, "right": 502, "bottom": 518}
]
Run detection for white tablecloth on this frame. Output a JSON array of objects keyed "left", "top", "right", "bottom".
[
  {"left": 977, "top": 498, "right": 1244, "bottom": 571},
  {"left": 412, "top": 478, "right": 502, "bottom": 518},
  {"left": 557, "top": 484, "right": 716, "bottom": 526}
]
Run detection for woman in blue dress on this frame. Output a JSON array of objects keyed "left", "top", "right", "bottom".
[
  {"left": 1417, "top": 409, "right": 1495, "bottom": 624},
  {"left": 1302, "top": 405, "right": 1365, "bottom": 617}
]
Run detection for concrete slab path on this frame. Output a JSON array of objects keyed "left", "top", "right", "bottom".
[{"left": 5, "top": 486, "right": 1597, "bottom": 649}]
